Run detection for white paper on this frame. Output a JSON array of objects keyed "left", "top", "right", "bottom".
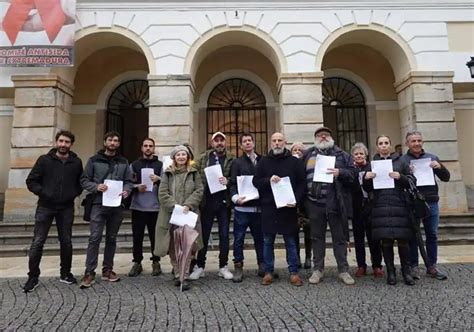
[
  {"left": 411, "top": 158, "right": 435, "bottom": 186},
  {"left": 313, "top": 155, "right": 336, "bottom": 183},
  {"left": 141, "top": 168, "right": 154, "bottom": 192},
  {"left": 162, "top": 155, "right": 173, "bottom": 171},
  {"left": 204, "top": 165, "right": 227, "bottom": 194},
  {"left": 169, "top": 204, "right": 198, "bottom": 228},
  {"left": 270, "top": 176, "right": 296, "bottom": 208},
  {"left": 359, "top": 172, "right": 368, "bottom": 198},
  {"left": 371, "top": 160, "right": 394, "bottom": 189},
  {"left": 237, "top": 176, "right": 259, "bottom": 202},
  {"left": 102, "top": 180, "right": 123, "bottom": 207}
]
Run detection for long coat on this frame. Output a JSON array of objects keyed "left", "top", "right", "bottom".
[
  {"left": 154, "top": 165, "right": 204, "bottom": 257},
  {"left": 362, "top": 153, "right": 416, "bottom": 241},
  {"left": 253, "top": 149, "right": 306, "bottom": 235}
]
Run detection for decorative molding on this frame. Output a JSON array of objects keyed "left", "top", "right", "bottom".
[
  {"left": 71, "top": 105, "right": 97, "bottom": 115},
  {"left": 454, "top": 99, "right": 474, "bottom": 110},
  {"left": 0, "top": 105, "right": 14, "bottom": 117}
]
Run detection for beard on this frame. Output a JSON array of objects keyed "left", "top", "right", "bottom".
[
  {"left": 272, "top": 147, "right": 284, "bottom": 155},
  {"left": 314, "top": 138, "right": 335, "bottom": 150},
  {"left": 57, "top": 147, "right": 69, "bottom": 155}
]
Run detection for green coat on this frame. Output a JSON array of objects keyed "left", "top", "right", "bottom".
[{"left": 154, "top": 165, "right": 204, "bottom": 257}]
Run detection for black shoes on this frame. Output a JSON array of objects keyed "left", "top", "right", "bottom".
[
  {"left": 60, "top": 273, "right": 77, "bottom": 284},
  {"left": 23, "top": 277, "right": 39, "bottom": 293}
]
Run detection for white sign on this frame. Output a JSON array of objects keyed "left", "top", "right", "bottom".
[
  {"left": 270, "top": 176, "right": 296, "bottom": 208},
  {"left": 411, "top": 158, "right": 435, "bottom": 186},
  {"left": 141, "top": 168, "right": 154, "bottom": 192},
  {"left": 102, "top": 180, "right": 123, "bottom": 207},
  {"left": 204, "top": 165, "right": 226, "bottom": 194},
  {"left": 237, "top": 176, "right": 259, "bottom": 202},
  {"left": 169, "top": 204, "right": 198, "bottom": 228},
  {"left": 313, "top": 155, "right": 336, "bottom": 183},
  {"left": 371, "top": 160, "right": 395, "bottom": 189}
]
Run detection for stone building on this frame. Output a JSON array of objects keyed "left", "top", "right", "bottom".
[{"left": 0, "top": 0, "right": 473, "bottom": 220}]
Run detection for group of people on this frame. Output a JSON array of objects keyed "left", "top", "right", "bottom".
[{"left": 22, "top": 126, "right": 450, "bottom": 293}]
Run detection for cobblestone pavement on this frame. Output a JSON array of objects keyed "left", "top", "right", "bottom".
[{"left": 0, "top": 264, "right": 472, "bottom": 331}]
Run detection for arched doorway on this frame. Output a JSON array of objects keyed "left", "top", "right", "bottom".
[
  {"left": 207, "top": 78, "right": 268, "bottom": 157},
  {"left": 322, "top": 77, "right": 368, "bottom": 152},
  {"left": 106, "top": 79, "right": 149, "bottom": 161}
]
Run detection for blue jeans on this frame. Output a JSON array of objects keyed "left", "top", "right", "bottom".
[
  {"left": 233, "top": 210, "right": 263, "bottom": 264},
  {"left": 263, "top": 233, "right": 299, "bottom": 274},
  {"left": 409, "top": 202, "right": 439, "bottom": 268}
]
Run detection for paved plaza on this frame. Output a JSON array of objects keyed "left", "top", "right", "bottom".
[{"left": 0, "top": 247, "right": 473, "bottom": 331}]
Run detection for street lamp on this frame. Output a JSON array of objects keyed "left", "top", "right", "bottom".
[{"left": 467, "top": 57, "right": 474, "bottom": 78}]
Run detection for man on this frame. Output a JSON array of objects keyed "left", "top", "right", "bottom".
[
  {"left": 302, "top": 127, "right": 355, "bottom": 285},
  {"left": 229, "top": 133, "right": 264, "bottom": 282},
  {"left": 79, "top": 131, "right": 134, "bottom": 288},
  {"left": 190, "top": 131, "right": 234, "bottom": 280},
  {"left": 253, "top": 132, "right": 306, "bottom": 286},
  {"left": 23, "top": 130, "right": 83, "bottom": 293},
  {"left": 128, "top": 138, "right": 163, "bottom": 277},
  {"left": 402, "top": 130, "right": 450, "bottom": 280}
]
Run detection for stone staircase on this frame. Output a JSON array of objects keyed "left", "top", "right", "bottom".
[{"left": 0, "top": 213, "right": 473, "bottom": 257}]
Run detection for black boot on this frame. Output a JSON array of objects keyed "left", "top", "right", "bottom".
[
  {"left": 398, "top": 242, "right": 415, "bottom": 286},
  {"left": 382, "top": 242, "right": 397, "bottom": 285}
]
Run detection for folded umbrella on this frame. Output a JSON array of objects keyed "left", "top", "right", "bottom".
[{"left": 173, "top": 225, "right": 199, "bottom": 292}]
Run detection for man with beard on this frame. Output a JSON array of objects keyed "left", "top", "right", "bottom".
[
  {"left": 302, "top": 127, "right": 355, "bottom": 285},
  {"left": 79, "top": 131, "right": 134, "bottom": 288},
  {"left": 253, "top": 132, "right": 306, "bottom": 286},
  {"left": 23, "top": 130, "right": 83, "bottom": 292},
  {"left": 127, "top": 138, "right": 163, "bottom": 277},
  {"left": 190, "top": 131, "right": 234, "bottom": 280}
]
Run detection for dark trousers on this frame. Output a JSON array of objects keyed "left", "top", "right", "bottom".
[
  {"left": 296, "top": 222, "right": 312, "bottom": 262},
  {"left": 131, "top": 210, "right": 160, "bottom": 263},
  {"left": 409, "top": 202, "right": 439, "bottom": 269},
  {"left": 85, "top": 205, "right": 123, "bottom": 273},
  {"left": 196, "top": 199, "right": 229, "bottom": 269},
  {"left": 305, "top": 200, "right": 349, "bottom": 273},
  {"left": 263, "top": 233, "right": 299, "bottom": 274},
  {"left": 352, "top": 214, "right": 382, "bottom": 269},
  {"left": 382, "top": 239, "right": 410, "bottom": 268},
  {"left": 233, "top": 210, "right": 263, "bottom": 265},
  {"left": 28, "top": 206, "right": 74, "bottom": 278}
]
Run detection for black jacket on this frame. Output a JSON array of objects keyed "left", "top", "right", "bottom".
[
  {"left": 80, "top": 150, "right": 134, "bottom": 204},
  {"left": 26, "top": 149, "right": 83, "bottom": 209},
  {"left": 130, "top": 156, "right": 163, "bottom": 185},
  {"left": 363, "top": 153, "right": 415, "bottom": 241},
  {"left": 351, "top": 162, "right": 372, "bottom": 220},
  {"left": 229, "top": 153, "right": 261, "bottom": 207},
  {"left": 253, "top": 149, "right": 306, "bottom": 235},
  {"left": 400, "top": 150, "right": 450, "bottom": 202}
]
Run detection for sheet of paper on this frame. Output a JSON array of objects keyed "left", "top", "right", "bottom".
[
  {"left": 162, "top": 155, "right": 173, "bottom": 171},
  {"left": 270, "top": 176, "right": 296, "bottom": 208},
  {"left": 237, "top": 175, "right": 259, "bottom": 202},
  {"left": 313, "top": 155, "right": 336, "bottom": 183},
  {"left": 204, "top": 165, "right": 227, "bottom": 194},
  {"left": 411, "top": 158, "right": 435, "bottom": 186},
  {"left": 141, "top": 168, "right": 154, "bottom": 192},
  {"left": 102, "top": 180, "right": 123, "bottom": 207},
  {"left": 169, "top": 204, "right": 198, "bottom": 228},
  {"left": 371, "top": 160, "right": 394, "bottom": 189},
  {"left": 359, "top": 172, "right": 368, "bottom": 198}
]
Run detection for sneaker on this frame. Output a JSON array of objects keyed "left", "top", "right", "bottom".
[
  {"left": 23, "top": 277, "right": 39, "bottom": 293},
  {"left": 339, "top": 272, "right": 355, "bottom": 285},
  {"left": 373, "top": 267, "right": 384, "bottom": 278},
  {"left": 355, "top": 266, "right": 366, "bottom": 277},
  {"left": 102, "top": 270, "right": 120, "bottom": 282},
  {"left": 218, "top": 265, "right": 233, "bottom": 280},
  {"left": 189, "top": 267, "right": 205, "bottom": 280},
  {"left": 128, "top": 263, "right": 143, "bottom": 277},
  {"left": 80, "top": 273, "right": 95, "bottom": 289},
  {"left": 309, "top": 270, "right": 324, "bottom": 284},
  {"left": 233, "top": 262, "right": 243, "bottom": 283},
  {"left": 60, "top": 273, "right": 77, "bottom": 284},
  {"left": 427, "top": 266, "right": 448, "bottom": 280},
  {"left": 290, "top": 273, "right": 303, "bottom": 286},
  {"left": 261, "top": 273, "right": 273, "bottom": 285},
  {"left": 151, "top": 262, "right": 162, "bottom": 276},
  {"left": 410, "top": 266, "right": 421, "bottom": 280}
]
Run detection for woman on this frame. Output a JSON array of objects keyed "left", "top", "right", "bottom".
[
  {"left": 290, "top": 142, "right": 312, "bottom": 269},
  {"left": 363, "top": 135, "right": 416, "bottom": 286},
  {"left": 350, "top": 142, "right": 383, "bottom": 278},
  {"left": 154, "top": 145, "right": 204, "bottom": 291}
]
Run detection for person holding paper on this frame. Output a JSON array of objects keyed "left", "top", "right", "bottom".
[
  {"left": 190, "top": 132, "right": 235, "bottom": 281},
  {"left": 128, "top": 138, "right": 163, "bottom": 278},
  {"left": 362, "top": 135, "right": 416, "bottom": 286},
  {"left": 350, "top": 142, "right": 383, "bottom": 279},
  {"left": 302, "top": 127, "right": 355, "bottom": 286},
  {"left": 79, "top": 131, "right": 134, "bottom": 289},
  {"left": 402, "top": 130, "right": 450, "bottom": 280},
  {"left": 154, "top": 145, "right": 203, "bottom": 291},
  {"left": 229, "top": 133, "right": 264, "bottom": 282},
  {"left": 253, "top": 132, "right": 306, "bottom": 287}
]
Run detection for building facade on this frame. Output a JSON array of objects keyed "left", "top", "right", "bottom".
[{"left": 0, "top": 0, "right": 473, "bottom": 220}]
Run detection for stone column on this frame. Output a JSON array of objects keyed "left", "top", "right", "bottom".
[
  {"left": 4, "top": 75, "right": 73, "bottom": 221},
  {"left": 148, "top": 74, "right": 195, "bottom": 156},
  {"left": 395, "top": 71, "right": 468, "bottom": 213},
  {"left": 278, "top": 72, "right": 324, "bottom": 146}
]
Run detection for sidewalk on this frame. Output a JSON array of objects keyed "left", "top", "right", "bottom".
[{"left": 1, "top": 245, "right": 473, "bottom": 278}]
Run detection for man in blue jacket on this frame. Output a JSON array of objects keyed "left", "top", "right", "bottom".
[
  {"left": 23, "top": 130, "right": 83, "bottom": 292},
  {"left": 402, "top": 130, "right": 450, "bottom": 280}
]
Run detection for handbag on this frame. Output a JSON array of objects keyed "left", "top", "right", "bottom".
[{"left": 406, "top": 176, "right": 431, "bottom": 219}]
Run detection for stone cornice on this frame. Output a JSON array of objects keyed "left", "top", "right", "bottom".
[
  {"left": 148, "top": 74, "right": 195, "bottom": 93},
  {"left": 277, "top": 72, "right": 324, "bottom": 93},
  {"left": 11, "top": 75, "right": 74, "bottom": 97},
  {"left": 394, "top": 71, "right": 454, "bottom": 94}
]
